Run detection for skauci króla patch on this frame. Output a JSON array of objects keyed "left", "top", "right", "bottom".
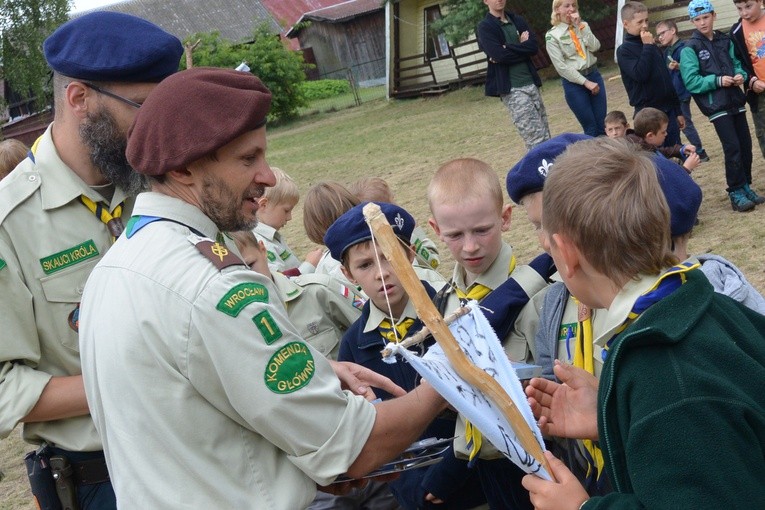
[
  {"left": 216, "top": 283, "right": 269, "bottom": 317},
  {"left": 265, "top": 341, "right": 315, "bottom": 394}
]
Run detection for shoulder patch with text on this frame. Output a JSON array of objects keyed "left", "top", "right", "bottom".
[
  {"left": 253, "top": 310, "right": 282, "bottom": 344},
  {"left": 0, "top": 259, "right": 5, "bottom": 271},
  {"left": 265, "top": 341, "right": 315, "bottom": 394},
  {"left": 216, "top": 283, "right": 269, "bottom": 317},
  {"left": 39, "top": 240, "right": 99, "bottom": 275},
  {"left": 195, "top": 240, "right": 245, "bottom": 270}
]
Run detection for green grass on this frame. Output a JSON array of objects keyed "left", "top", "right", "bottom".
[{"left": 297, "top": 85, "right": 387, "bottom": 116}]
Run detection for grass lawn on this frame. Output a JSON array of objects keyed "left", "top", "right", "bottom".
[{"left": 2, "top": 62, "right": 765, "bottom": 508}]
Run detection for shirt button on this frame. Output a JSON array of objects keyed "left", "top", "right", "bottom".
[
  {"left": 76, "top": 285, "right": 84, "bottom": 295},
  {"left": 28, "top": 175, "right": 37, "bottom": 182}
]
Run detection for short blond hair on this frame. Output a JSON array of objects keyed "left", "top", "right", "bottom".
[
  {"left": 543, "top": 137, "right": 677, "bottom": 284},
  {"left": 303, "top": 181, "right": 360, "bottom": 245},
  {"left": 551, "top": 0, "right": 577, "bottom": 25},
  {"left": 228, "top": 229, "right": 258, "bottom": 251},
  {"left": 427, "top": 158, "right": 504, "bottom": 216},
  {"left": 604, "top": 110, "right": 628, "bottom": 126},
  {"left": 348, "top": 176, "right": 394, "bottom": 203},
  {"left": 0, "top": 139, "right": 28, "bottom": 180},
  {"left": 263, "top": 167, "right": 299, "bottom": 205},
  {"left": 621, "top": 1, "right": 647, "bottom": 21}
]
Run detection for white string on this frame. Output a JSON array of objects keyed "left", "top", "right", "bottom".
[{"left": 367, "top": 225, "right": 401, "bottom": 343}]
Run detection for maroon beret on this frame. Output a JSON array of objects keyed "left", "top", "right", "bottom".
[{"left": 127, "top": 67, "right": 272, "bottom": 176}]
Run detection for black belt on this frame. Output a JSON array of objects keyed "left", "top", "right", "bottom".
[
  {"left": 580, "top": 64, "right": 598, "bottom": 76},
  {"left": 49, "top": 448, "right": 110, "bottom": 485}
]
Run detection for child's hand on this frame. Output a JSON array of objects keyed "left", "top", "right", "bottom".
[
  {"left": 522, "top": 452, "right": 589, "bottom": 510},
  {"left": 584, "top": 80, "right": 600, "bottom": 95},
  {"left": 305, "top": 247, "right": 323, "bottom": 267},
  {"left": 684, "top": 144, "right": 696, "bottom": 154},
  {"left": 668, "top": 60, "right": 679, "bottom": 71},
  {"left": 733, "top": 74, "right": 745, "bottom": 86},
  {"left": 519, "top": 30, "right": 530, "bottom": 43},
  {"left": 721, "top": 75, "right": 736, "bottom": 87},
  {"left": 640, "top": 29, "right": 654, "bottom": 44},
  {"left": 754, "top": 79, "right": 765, "bottom": 93},
  {"left": 683, "top": 152, "right": 701, "bottom": 173}
]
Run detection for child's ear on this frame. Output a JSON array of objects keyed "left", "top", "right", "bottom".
[
  {"left": 552, "top": 233, "right": 581, "bottom": 279},
  {"left": 257, "top": 196, "right": 269, "bottom": 208},
  {"left": 406, "top": 245, "right": 417, "bottom": 264},
  {"left": 340, "top": 265, "right": 356, "bottom": 284},
  {"left": 428, "top": 217, "right": 441, "bottom": 237},
  {"left": 500, "top": 204, "right": 512, "bottom": 232}
]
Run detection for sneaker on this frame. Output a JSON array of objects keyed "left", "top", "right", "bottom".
[
  {"left": 743, "top": 183, "right": 765, "bottom": 205},
  {"left": 697, "top": 149, "right": 710, "bottom": 162},
  {"left": 729, "top": 188, "right": 756, "bottom": 212}
]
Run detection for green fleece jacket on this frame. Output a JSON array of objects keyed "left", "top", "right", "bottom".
[{"left": 584, "top": 270, "right": 765, "bottom": 509}]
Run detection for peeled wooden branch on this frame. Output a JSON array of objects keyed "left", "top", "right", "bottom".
[
  {"left": 363, "top": 202, "right": 552, "bottom": 477},
  {"left": 380, "top": 304, "right": 471, "bottom": 358}
]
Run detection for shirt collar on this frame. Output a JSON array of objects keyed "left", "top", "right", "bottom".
[
  {"left": 452, "top": 242, "right": 514, "bottom": 291},
  {"left": 363, "top": 298, "right": 418, "bottom": 333},
  {"left": 131, "top": 191, "right": 221, "bottom": 241},
  {"left": 271, "top": 272, "right": 303, "bottom": 303},
  {"left": 592, "top": 273, "right": 662, "bottom": 348},
  {"left": 254, "top": 221, "right": 278, "bottom": 242}
]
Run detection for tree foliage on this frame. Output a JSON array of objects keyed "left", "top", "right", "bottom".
[
  {"left": 1, "top": 0, "right": 71, "bottom": 107},
  {"left": 183, "top": 24, "right": 308, "bottom": 121},
  {"left": 430, "top": 0, "right": 614, "bottom": 45}
]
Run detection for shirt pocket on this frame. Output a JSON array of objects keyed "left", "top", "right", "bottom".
[
  {"left": 302, "top": 326, "right": 341, "bottom": 360},
  {"left": 39, "top": 257, "right": 100, "bottom": 352},
  {"left": 557, "top": 36, "right": 579, "bottom": 59}
]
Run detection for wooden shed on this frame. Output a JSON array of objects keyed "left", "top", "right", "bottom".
[{"left": 286, "top": 0, "right": 386, "bottom": 86}]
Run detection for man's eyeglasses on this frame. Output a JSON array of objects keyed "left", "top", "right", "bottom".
[{"left": 80, "top": 82, "right": 142, "bottom": 109}]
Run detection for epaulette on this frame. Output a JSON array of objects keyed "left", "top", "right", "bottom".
[
  {"left": 0, "top": 164, "right": 42, "bottom": 225},
  {"left": 291, "top": 273, "right": 336, "bottom": 287},
  {"left": 189, "top": 235, "right": 247, "bottom": 271}
]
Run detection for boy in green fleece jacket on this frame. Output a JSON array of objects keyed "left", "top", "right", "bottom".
[{"left": 521, "top": 137, "right": 765, "bottom": 510}]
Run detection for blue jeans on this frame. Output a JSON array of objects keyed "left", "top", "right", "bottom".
[
  {"left": 680, "top": 100, "right": 704, "bottom": 150},
  {"left": 562, "top": 69, "right": 607, "bottom": 137}
]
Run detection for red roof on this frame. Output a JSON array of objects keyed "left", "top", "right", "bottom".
[
  {"left": 299, "top": 0, "right": 383, "bottom": 23},
  {"left": 260, "top": 0, "right": 342, "bottom": 29}
]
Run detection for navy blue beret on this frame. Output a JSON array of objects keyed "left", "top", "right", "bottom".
[
  {"left": 324, "top": 202, "right": 415, "bottom": 261},
  {"left": 506, "top": 133, "right": 591, "bottom": 204},
  {"left": 44, "top": 12, "right": 183, "bottom": 82},
  {"left": 652, "top": 155, "right": 702, "bottom": 237}
]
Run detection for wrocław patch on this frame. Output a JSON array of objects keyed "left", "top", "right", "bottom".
[
  {"left": 265, "top": 341, "right": 315, "bottom": 394},
  {"left": 216, "top": 283, "right": 269, "bottom": 317}
]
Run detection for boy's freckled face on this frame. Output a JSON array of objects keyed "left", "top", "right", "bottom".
[
  {"left": 605, "top": 121, "right": 627, "bottom": 138},
  {"left": 736, "top": 0, "right": 763, "bottom": 22},
  {"left": 429, "top": 199, "right": 511, "bottom": 279},
  {"left": 623, "top": 11, "right": 649, "bottom": 36},
  {"left": 691, "top": 12, "right": 716, "bottom": 37},
  {"left": 257, "top": 199, "right": 297, "bottom": 230},
  {"left": 342, "top": 242, "right": 409, "bottom": 317}
]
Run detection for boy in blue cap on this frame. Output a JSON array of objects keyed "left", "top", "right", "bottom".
[
  {"left": 680, "top": 0, "right": 763, "bottom": 212},
  {"left": 0, "top": 11, "right": 182, "bottom": 509},
  {"left": 325, "top": 202, "right": 487, "bottom": 510}
]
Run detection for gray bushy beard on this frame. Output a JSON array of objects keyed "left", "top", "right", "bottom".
[
  {"left": 79, "top": 107, "right": 147, "bottom": 196},
  {"left": 200, "top": 172, "right": 265, "bottom": 232}
]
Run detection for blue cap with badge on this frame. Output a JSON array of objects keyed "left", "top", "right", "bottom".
[
  {"left": 43, "top": 11, "right": 183, "bottom": 82},
  {"left": 652, "top": 155, "right": 702, "bottom": 237},
  {"left": 324, "top": 202, "right": 415, "bottom": 261},
  {"left": 506, "top": 133, "right": 591, "bottom": 204},
  {"left": 688, "top": 0, "right": 714, "bottom": 19}
]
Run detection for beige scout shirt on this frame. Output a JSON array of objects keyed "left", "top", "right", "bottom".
[
  {"left": 254, "top": 222, "right": 315, "bottom": 275},
  {"left": 271, "top": 271, "right": 365, "bottom": 360},
  {"left": 545, "top": 22, "right": 601, "bottom": 85},
  {"left": 411, "top": 225, "right": 441, "bottom": 271},
  {"left": 80, "top": 192, "right": 376, "bottom": 509},
  {"left": 0, "top": 125, "right": 131, "bottom": 450}
]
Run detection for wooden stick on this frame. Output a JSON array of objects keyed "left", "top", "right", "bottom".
[{"left": 363, "top": 203, "right": 553, "bottom": 477}]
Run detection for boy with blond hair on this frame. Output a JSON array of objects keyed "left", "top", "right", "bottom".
[
  {"left": 521, "top": 136, "right": 765, "bottom": 509},
  {"left": 680, "top": 0, "right": 763, "bottom": 211},
  {"left": 428, "top": 158, "right": 550, "bottom": 510},
  {"left": 627, "top": 107, "right": 701, "bottom": 173},
  {"left": 254, "top": 167, "right": 322, "bottom": 276}
]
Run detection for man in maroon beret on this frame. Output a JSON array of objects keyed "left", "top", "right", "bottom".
[{"left": 79, "top": 67, "right": 447, "bottom": 509}]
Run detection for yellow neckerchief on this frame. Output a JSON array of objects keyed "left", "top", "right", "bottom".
[
  {"left": 462, "top": 255, "right": 516, "bottom": 464},
  {"left": 80, "top": 195, "right": 125, "bottom": 242},
  {"left": 568, "top": 24, "right": 586, "bottom": 59},
  {"left": 572, "top": 299, "right": 604, "bottom": 486},
  {"left": 378, "top": 318, "right": 416, "bottom": 344}
]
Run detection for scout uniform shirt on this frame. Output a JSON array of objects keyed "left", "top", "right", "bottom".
[
  {"left": 0, "top": 125, "right": 132, "bottom": 450},
  {"left": 254, "top": 221, "right": 315, "bottom": 275},
  {"left": 79, "top": 192, "right": 376, "bottom": 509},
  {"left": 269, "top": 271, "right": 365, "bottom": 360},
  {"left": 410, "top": 225, "right": 441, "bottom": 271}
]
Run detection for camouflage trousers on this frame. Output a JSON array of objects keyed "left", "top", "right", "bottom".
[{"left": 500, "top": 84, "right": 551, "bottom": 151}]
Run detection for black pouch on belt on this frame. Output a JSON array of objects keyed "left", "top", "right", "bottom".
[
  {"left": 49, "top": 455, "right": 79, "bottom": 510},
  {"left": 24, "top": 446, "right": 63, "bottom": 510}
]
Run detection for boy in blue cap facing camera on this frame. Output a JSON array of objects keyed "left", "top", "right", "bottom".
[
  {"left": 0, "top": 11, "right": 182, "bottom": 509},
  {"left": 325, "top": 202, "right": 487, "bottom": 510}
]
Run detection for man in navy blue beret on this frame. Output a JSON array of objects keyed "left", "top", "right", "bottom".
[{"left": 0, "top": 11, "right": 181, "bottom": 510}]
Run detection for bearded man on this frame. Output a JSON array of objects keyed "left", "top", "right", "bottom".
[{"left": 0, "top": 11, "right": 182, "bottom": 509}]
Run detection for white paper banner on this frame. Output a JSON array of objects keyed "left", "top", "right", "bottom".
[{"left": 388, "top": 301, "right": 551, "bottom": 480}]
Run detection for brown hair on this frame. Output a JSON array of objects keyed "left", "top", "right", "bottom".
[
  {"left": 656, "top": 19, "right": 677, "bottom": 32},
  {"left": 427, "top": 158, "right": 503, "bottom": 216},
  {"left": 303, "top": 181, "right": 360, "bottom": 245},
  {"left": 262, "top": 167, "right": 299, "bottom": 205},
  {"left": 543, "top": 137, "right": 677, "bottom": 284},
  {"left": 604, "top": 110, "right": 628, "bottom": 126},
  {"left": 633, "top": 107, "right": 669, "bottom": 139},
  {"left": 621, "top": 1, "right": 648, "bottom": 21},
  {"left": 0, "top": 138, "right": 29, "bottom": 180},
  {"left": 348, "top": 176, "right": 394, "bottom": 203}
]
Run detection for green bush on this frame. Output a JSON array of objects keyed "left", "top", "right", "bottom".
[{"left": 300, "top": 80, "right": 351, "bottom": 101}]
